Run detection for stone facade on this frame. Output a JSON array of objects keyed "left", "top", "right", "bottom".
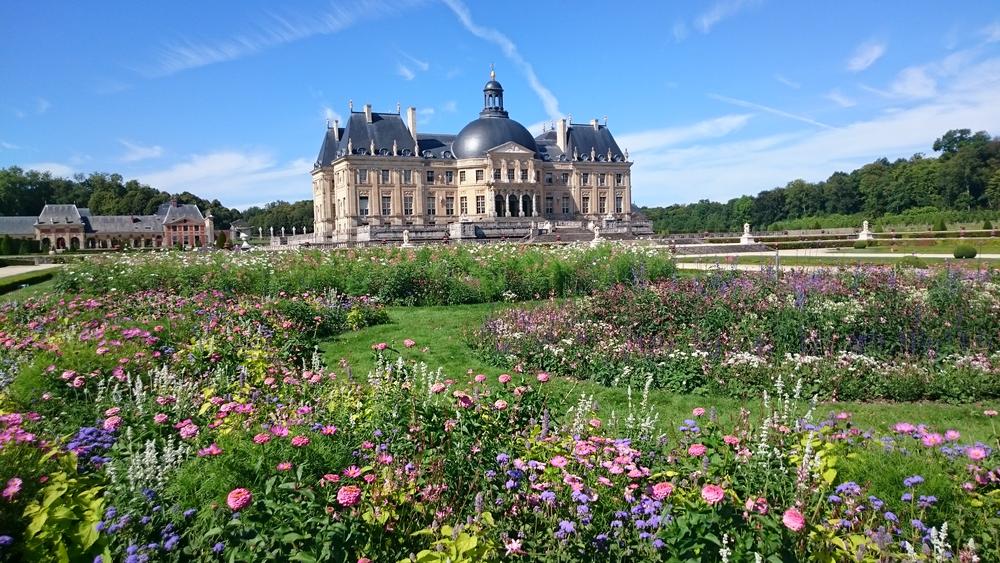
[{"left": 310, "top": 70, "right": 645, "bottom": 244}]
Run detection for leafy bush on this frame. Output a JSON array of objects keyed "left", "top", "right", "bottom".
[
  {"left": 853, "top": 240, "right": 868, "bottom": 249},
  {"left": 896, "top": 255, "right": 927, "bottom": 268},
  {"left": 983, "top": 219, "right": 993, "bottom": 230},
  {"left": 934, "top": 218, "right": 948, "bottom": 231},
  {"left": 954, "top": 244, "right": 978, "bottom": 259}
]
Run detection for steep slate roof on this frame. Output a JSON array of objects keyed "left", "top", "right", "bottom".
[
  {"left": 418, "top": 134, "right": 457, "bottom": 159},
  {"left": 85, "top": 215, "right": 162, "bottom": 233},
  {"left": 533, "top": 125, "right": 626, "bottom": 163},
  {"left": 0, "top": 217, "right": 37, "bottom": 236},
  {"left": 36, "top": 204, "right": 83, "bottom": 225},
  {"left": 160, "top": 204, "right": 205, "bottom": 224}
]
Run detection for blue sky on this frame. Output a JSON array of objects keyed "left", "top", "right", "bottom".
[{"left": 2, "top": 0, "right": 1000, "bottom": 209}]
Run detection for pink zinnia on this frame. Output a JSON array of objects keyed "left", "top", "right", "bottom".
[
  {"left": 103, "top": 415, "right": 122, "bottom": 432},
  {"left": 745, "top": 496, "right": 769, "bottom": 514},
  {"left": 701, "top": 484, "right": 725, "bottom": 505},
  {"left": 536, "top": 372, "right": 550, "bottom": 383},
  {"left": 322, "top": 425, "right": 338, "bottom": 435},
  {"left": 985, "top": 410, "right": 998, "bottom": 417},
  {"left": 403, "top": 339, "right": 416, "bottom": 348},
  {"left": 430, "top": 382, "right": 446, "bottom": 394},
  {"left": 967, "top": 446, "right": 988, "bottom": 461},
  {"left": 343, "top": 465, "right": 363, "bottom": 478},
  {"left": 453, "top": 392, "right": 474, "bottom": 408},
  {"left": 291, "top": 435, "right": 310, "bottom": 447},
  {"left": 688, "top": 443, "right": 707, "bottom": 457},
  {"left": 782, "top": 507, "right": 806, "bottom": 531},
  {"left": 494, "top": 399, "right": 508, "bottom": 410},
  {"left": 253, "top": 433, "right": 272, "bottom": 444},
  {"left": 198, "top": 443, "right": 224, "bottom": 457},
  {"left": 179, "top": 424, "right": 199, "bottom": 440},
  {"left": 337, "top": 485, "right": 362, "bottom": 507},
  {"left": 692, "top": 407, "right": 705, "bottom": 417},
  {"left": 104, "top": 407, "right": 121, "bottom": 416},
  {"left": 589, "top": 418, "right": 602, "bottom": 429},
  {"left": 723, "top": 435, "right": 740, "bottom": 446},
  {"left": 226, "top": 488, "right": 252, "bottom": 511},
  {"left": 277, "top": 461, "right": 293, "bottom": 471},
  {"left": 2, "top": 477, "right": 22, "bottom": 501},
  {"left": 650, "top": 481, "right": 673, "bottom": 500},
  {"left": 498, "top": 374, "right": 512, "bottom": 384},
  {"left": 550, "top": 455, "right": 569, "bottom": 468},
  {"left": 474, "top": 374, "right": 487, "bottom": 383}
]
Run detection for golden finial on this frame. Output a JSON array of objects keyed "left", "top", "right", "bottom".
[{"left": 490, "top": 63, "right": 495, "bottom": 80}]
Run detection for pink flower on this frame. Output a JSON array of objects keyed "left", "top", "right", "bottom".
[
  {"left": 343, "top": 466, "right": 363, "bottom": 478},
  {"left": 650, "top": 481, "right": 673, "bottom": 500},
  {"left": 589, "top": 418, "right": 602, "bottom": 429},
  {"left": 536, "top": 372, "right": 550, "bottom": 383},
  {"left": 701, "top": 484, "right": 725, "bottom": 505},
  {"left": 337, "top": 485, "right": 362, "bottom": 507},
  {"left": 179, "top": 424, "right": 199, "bottom": 440},
  {"left": 550, "top": 455, "right": 569, "bottom": 468},
  {"left": 2, "top": 477, "right": 22, "bottom": 501},
  {"left": 474, "top": 374, "right": 487, "bottom": 383},
  {"left": 782, "top": 507, "right": 806, "bottom": 532},
  {"left": 103, "top": 416, "right": 122, "bottom": 432},
  {"left": 745, "top": 496, "right": 769, "bottom": 514},
  {"left": 291, "top": 435, "right": 310, "bottom": 447},
  {"left": 692, "top": 407, "right": 705, "bottom": 417},
  {"left": 198, "top": 443, "right": 224, "bottom": 457},
  {"left": 893, "top": 422, "right": 916, "bottom": 433},
  {"left": 323, "top": 473, "right": 340, "bottom": 483},
  {"left": 403, "top": 339, "right": 416, "bottom": 348},
  {"left": 723, "top": 435, "right": 740, "bottom": 446},
  {"left": 453, "top": 392, "right": 473, "bottom": 409},
  {"left": 985, "top": 410, "right": 998, "bottom": 417},
  {"left": 967, "top": 446, "right": 988, "bottom": 461},
  {"left": 430, "top": 383, "right": 447, "bottom": 394},
  {"left": 835, "top": 411, "right": 851, "bottom": 420},
  {"left": 921, "top": 433, "right": 944, "bottom": 447},
  {"left": 322, "top": 425, "right": 338, "bottom": 435},
  {"left": 945, "top": 430, "right": 961, "bottom": 441},
  {"left": 270, "top": 425, "right": 289, "bottom": 437},
  {"left": 371, "top": 342, "right": 387, "bottom": 351},
  {"left": 104, "top": 407, "right": 121, "bottom": 416},
  {"left": 444, "top": 419, "right": 457, "bottom": 432},
  {"left": 226, "top": 488, "right": 252, "bottom": 511},
  {"left": 253, "top": 433, "right": 272, "bottom": 444},
  {"left": 277, "top": 462, "right": 293, "bottom": 471},
  {"left": 688, "top": 443, "right": 707, "bottom": 457},
  {"left": 498, "top": 374, "right": 512, "bottom": 384},
  {"left": 494, "top": 399, "right": 508, "bottom": 410}
]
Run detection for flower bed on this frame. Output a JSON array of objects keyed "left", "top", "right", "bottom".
[{"left": 473, "top": 268, "right": 1000, "bottom": 401}]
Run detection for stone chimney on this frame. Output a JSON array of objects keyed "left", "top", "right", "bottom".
[
  {"left": 332, "top": 119, "right": 340, "bottom": 141},
  {"left": 556, "top": 118, "right": 567, "bottom": 153},
  {"left": 591, "top": 118, "right": 599, "bottom": 131},
  {"left": 407, "top": 106, "right": 418, "bottom": 146},
  {"left": 364, "top": 104, "right": 373, "bottom": 123}
]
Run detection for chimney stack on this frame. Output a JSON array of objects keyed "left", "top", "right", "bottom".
[
  {"left": 364, "top": 104, "right": 373, "bottom": 123},
  {"left": 407, "top": 106, "right": 418, "bottom": 146},
  {"left": 556, "top": 118, "right": 567, "bottom": 153},
  {"left": 591, "top": 118, "right": 599, "bottom": 131},
  {"left": 332, "top": 119, "right": 340, "bottom": 141}
]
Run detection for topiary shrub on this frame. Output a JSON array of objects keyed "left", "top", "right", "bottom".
[
  {"left": 853, "top": 240, "right": 868, "bottom": 249},
  {"left": 953, "top": 244, "right": 977, "bottom": 259},
  {"left": 897, "top": 255, "right": 927, "bottom": 269},
  {"left": 933, "top": 218, "right": 948, "bottom": 231},
  {"left": 984, "top": 219, "right": 994, "bottom": 230}
]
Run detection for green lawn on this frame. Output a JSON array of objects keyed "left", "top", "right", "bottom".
[
  {"left": 321, "top": 302, "right": 1000, "bottom": 443},
  {"left": 840, "top": 239, "right": 1000, "bottom": 255},
  {"left": 676, "top": 255, "right": 998, "bottom": 267}
]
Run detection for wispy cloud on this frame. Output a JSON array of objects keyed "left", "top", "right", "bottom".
[
  {"left": 147, "top": 0, "right": 419, "bottom": 76},
  {"left": 695, "top": 0, "right": 759, "bottom": 33},
  {"left": 773, "top": 74, "right": 800, "bottom": 89},
  {"left": 400, "top": 52, "right": 429, "bottom": 71},
  {"left": 36, "top": 98, "right": 51, "bottom": 114},
  {"left": 672, "top": 21, "right": 688, "bottom": 42},
  {"left": 442, "top": 0, "right": 562, "bottom": 120},
  {"left": 0, "top": 141, "right": 20, "bottom": 151},
  {"left": 847, "top": 40, "right": 886, "bottom": 72},
  {"left": 709, "top": 94, "right": 834, "bottom": 129},
  {"left": 616, "top": 114, "right": 753, "bottom": 153},
  {"left": 440, "top": 100, "right": 458, "bottom": 112},
  {"left": 825, "top": 89, "right": 856, "bottom": 108},
  {"left": 891, "top": 66, "right": 937, "bottom": 98},
  {"left": 322, "top": 106, "right": 342, "bottom": 124},
  {"left": 981, "top": 21, "right": 1000, "bottom": 43},
  {"left": 119, "top": 140, "right": 164, "bottom": 162},
  {"left": 396, "top": 63, "right": 416, "bottom": 80},
  {"left": 417, "top": 107, "right": 435, "bottom": 124},
  {"left": 136, "top": 150, "right": 310, "bottom": 208},
  {"left": 23, "top": 162, "right": 74, "bottom": 177}
]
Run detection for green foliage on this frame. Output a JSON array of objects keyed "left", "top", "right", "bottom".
[
  {"left": 215, "top": 231, "right": 228, "bottom": 249},
  {"left": 983, "top": 219, "right": 994, "bottom": 230},
  {"left": 934, "top": 218, "right": 948, "bottom": 231},
  {"left": 896, "top": 255, "right": 927, "bottom": 269},
  {"left": 954, "top": 244, "right": 978, "bottom": 259},
  {"left": 853, "top": 240, "right": 867, "bottom": 249}
]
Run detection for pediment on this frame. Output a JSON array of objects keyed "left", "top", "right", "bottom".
[{"left": 486, "top": 141, "right": 535, "bottom": 155}]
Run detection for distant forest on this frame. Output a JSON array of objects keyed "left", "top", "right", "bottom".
[
  {"left": 641, "top": 129, "right": 1000, "bottom": 233},
  {"left": 0, "top": 166, "right": 313, "bottom": 232}
]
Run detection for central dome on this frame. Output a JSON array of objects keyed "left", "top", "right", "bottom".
[{"left": 452, "top": 117, "right": 538, "bottom": 159}]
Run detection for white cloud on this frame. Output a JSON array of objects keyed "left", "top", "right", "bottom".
[
  {"left": 135, "top": 150, "right": 310, "bottom": 208},
  {"left": 672, "top": 21, "right": 688, "bottom": 42},
  {"left": 147, "top": 0, "right": 418, "bottom": 76},
  {"left": 36, "top": 98, "right": 51, "bottom": 114},
  {"left": 417, "top": 107, "right": 435, "bottom": 124},
  {"left": 0, "top": 141, "right": 20, "bottom": 150},
  {"left": 23, "top": 162, "right": 74, "bottom": 177},
  {"left": 616, "top": 114, "right": 753, "bottom": 153},
  {"left": 774, "top": 74, "right": 800, "bottom": 89},
  {"left": 891, "top": 66, "right": 937, "bottom": 98},
  {"left": 847, "top": 40, "right": 886, "bottom": 72},
  {"left": 695, "top": 0, "right": 758, "bottom": 33},
  {"left": 825, "top": 89, "right": 856, "bottom": 108},
  {"left": 440, "top": 100, "right": 457, "bottom": 112},
  {"left": 396, "top": 63, "right": 416, "bottom": 80},
  {"left": 709, "top": 94, "right": 834, "bottom": 129},
  {"left": 400, "top": 52, "right": 429, "bottom": 71},
  {"left": 983, "top": 21, "right": 1000, "bottom": 43},
  {"left": 628, "top": 53, "right": 1000, "bottom": 206},
  {"left": 322, "top": 106, "right": 342, "bottom": 124},
  {"left": 442, "top": 0, "right": 562, "bottom": 120},
  {"left": 119, "top": 139, "right": 164, "bottom": 162}
]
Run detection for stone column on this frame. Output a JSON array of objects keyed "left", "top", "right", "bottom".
[
  {"left": 506, "top": 192, "right": 512, "bottom": 217},
  {"left": 532, "top": 193, "right": 539, "bottom": 217}
]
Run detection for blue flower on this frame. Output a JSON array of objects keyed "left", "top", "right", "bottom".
[
  {"left": 0, "top": 535, "right": 13, "bottom": 546},
  {"left": 496, "top": 453, "right": 509, "bottom": 465},
  {"left": 212, "top": 542, "right": 225, "bottom": 554},
  {"left": 540, "top": 491, "right": 556, "bottom": 503},
  {"left": 827, "top": 494, "right": 842, "bottom": 504},
  {"left": 901, "top": 492, "right": 913, "bottom": 502},
  {"left": 835, "top": 482, "right": 861, "bottom": 496},
  {"left": 559, "top": 520, "right": 575, "bottom": 534},
  {"left": 884, "top": 512, "right": 898, "bottom": 522},
  {"left": 903, "top": 475, "right": 924, "bottom": 488}
]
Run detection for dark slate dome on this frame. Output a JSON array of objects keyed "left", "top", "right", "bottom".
[
  {"left": 452, "top": 67, "right": 538, "bottom": 159},
  {"left": 452, "top": 117, "right": 538, "bottom": 159}
]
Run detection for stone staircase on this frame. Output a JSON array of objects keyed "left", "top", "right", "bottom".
[{"left": 532, "top": 226, "right": 595, "bottom": 243}]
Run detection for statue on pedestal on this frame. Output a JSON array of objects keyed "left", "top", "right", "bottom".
[
  {"left": 258, "top": 227, "right": 263, "bottom": 238},
  {"left": 292, "top": 226, "right": 297, "bottom": 236},
  {"left": 591, "top": 226, "right": 602, "bottom": 247},
  {"left": 269, "top": 226, "right": 274, "bottom": 237},
  {"left": 858, "top": 220, "right": 873, "bottom": 241},
  {"left": 280, "top": 227, "right": 285, "bottom": 237},
  {"left": 740, "top": 223, "right": 755, "bottom": 245},
  {"left": 401, "top": 229, "right": 412, "bottom": 247}
]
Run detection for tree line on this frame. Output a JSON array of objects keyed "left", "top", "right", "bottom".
[
  {"left": 641, "top": 129, "right": 1000, "bottom": 233},
  {"left": 0, "top": 166, "right": 314, "bottom": 232}
]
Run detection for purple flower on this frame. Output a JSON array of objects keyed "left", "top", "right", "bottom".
[
  {"left": 212, "top": 542, "right": 225, "bottom": 553},
  {"left": 0, "top": 535, "right": 13, "bottom": 546},
  {"left": 903, "top": 475, "right": 924, "bottom": 488}
]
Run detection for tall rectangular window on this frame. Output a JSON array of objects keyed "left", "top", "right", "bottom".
[
  {"left": 459, "top": 170, "right": 466, "bottom": 182},
  {"left": 545, "top": 196, "right": 554, "bottom": 214},
  {"left": 599, "top": 196, "right": 607, "bottom": 214},
  {"left": 493, "top": 169, "right": 501, "bottom": 180},
  {"left": 359, "top": 195, "right": 369, "bottom": 216},
  {"left": 403, "top": 170, "right": 412, "bottom": 184},
  {"left": 615, "top": 173, "right": 623, "bottom": 185},
  {"left": 561, "top": 173, "right": 569, "bottom": 184},
  {"left": 476, "top": 170, "right": 484, "bottom": 181},
  {"left": 582, "top": 196, "right": 590, "bottom": 214},
  {"left": 459, "top": 196, "right": 468, "bottom": 215},
  {"left": 475, "top": 195, "right": 485, "bottom": 214},
  {"left": 445, "top": 196, "right": 455, "bottom": 216},
  {"left": 381, "top": 169, "right": 390, "bottom": 183},
  {"left": 425, "top": 170, "right": 435, "bottom": 184},
  {"left": 520, "top": 169, "right": 528, "bottom": 181},
  {"left": 445, "top": 171, "right": 454, "bottom": 184},
  {"left": 357, "top": 169, "right": 368, "bottom": 183},
  {"left": 426, "top": 196, "right": 436, "bottom": 216},
  {"left": 598, "top": 173, "right": 606, "bottom": 186},
  {"left": 507, "top": 168, "right": 515, "bottom": 181},
  {"left": 561, "top": 196, "right": 570, "bottom": 215},
  {"left": 582, "top": 173, "right": 590, "bottom": 185},
  {"left": 381, "top": 195, "right": 391, "bottom": 216},
  {"left": 545, "top": 172, "right": 553, "bottom": 184},
  {"left": 403, "top": 195, "right": 413, "bottom": 215},
  {"left": 615, "top": 195, "right": 623, "bottom": 214}
]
